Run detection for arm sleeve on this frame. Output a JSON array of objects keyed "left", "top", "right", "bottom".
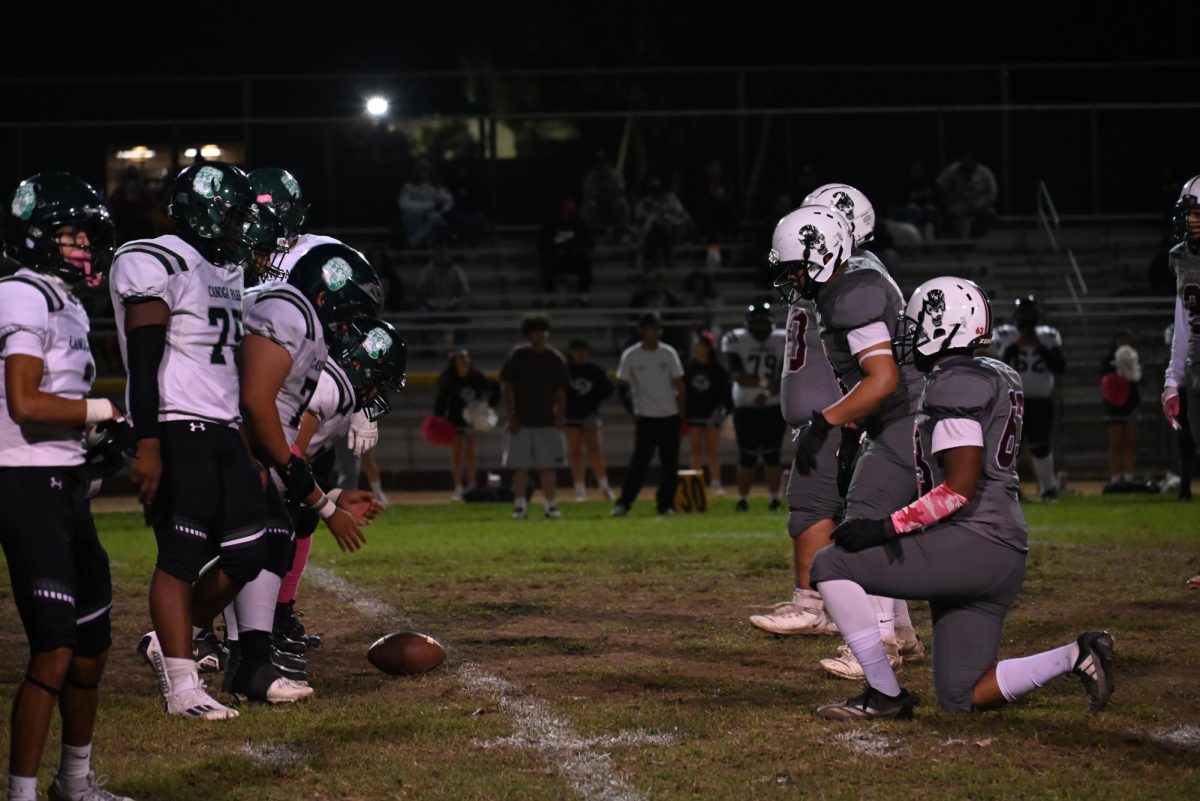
[
  {"left": 244, "top": 296, "right": 307, "bottom": 356},
  {"left": 1166, "top": 298, "right": 1188, "bottom": 390},
  {"left": 110, "top": 250, "right": 172, "bottom": 304},
  {"left": 0, "top": 283, "right": 49, "bottom": 358},
  {"left": 127, "top": 325, "right": 167, "bottom": 440}
]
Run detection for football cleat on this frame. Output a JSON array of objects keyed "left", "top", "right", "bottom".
[
  {"left": 49, "top": 769, "right": 135, "bottom": 801},
  {"left": 735, "top": 499, "right": 750, "bottom": 512},
  {"left": 220, "top": 640, "right": 241, "bottom": 694},
  {"left": 275, "top": 601, "right": 321, "bottom": 651},
  {"left": 271, "top": 645, "right": 309, "bottom": 683},
  {"left": 749, "top": 601, "right": 839, "bottom": 636},
  {"left": 817, "top": 685, "right": 915, "bottom": 721},
  {"left": 1041, "top": 488, "right": 1059, "bottom": 503},
  {"left": 164, "top": 684, "right": 239, "bottom": 721},
  {"left": 137, "top": 631, "right": 170, "bottom": 697},
  {"left": 767, "top": 498, "right": 782, "bottom": 512},
  {"left": 545, "top": 505, "right": 562, "bottom": 520},
  {"left": 896, "top": 628, "right": 926, "bottom": 662},
  {"left": 1072, "top": 630, "right": 1115, "bottom": 712},
  {"left": 512, "top": 506, "right": 529, "bottom": 520},
  {"left": 574, "top": 485, "right": 588, "bottom": 502},
  {"left": 611, "top": 505, "right": 628, "bottom": 517},
  {"left": 710, "top": 482, "right": 725, "bottom": 498},
  {"left": 820, "top": 642, "right": 902, "bottom": 681},
  {"left": 193, "top": 628, "right": 228, "bottom": 673},
  {"left": 229, "top": 659, "right": 313, "bottom": 704}
]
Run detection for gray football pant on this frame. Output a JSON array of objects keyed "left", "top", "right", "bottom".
[
  {"left": 844, "top": 416, "right": 918, "bottom": 520},
  {"left": 810, "top": 526, "right": 1026, "bottom": 711}
]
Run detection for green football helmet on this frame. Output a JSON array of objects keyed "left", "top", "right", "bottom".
[
  {"left": 1, "top": 173, "right": 115, "bottom": 288},
  {"left": 168, "top": 162, "right": 278, "bottom": 267},
  {"left": 246, "top": 167, "right": 308, "bottom": 283},
  {"left": 335, "top": 318, "right": 408, "bottom": 421},
  {"left": 285, "top": 242, "right": 384, "bottom": 346}
]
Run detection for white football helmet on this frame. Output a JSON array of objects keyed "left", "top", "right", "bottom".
[
  {"left": 894, "top": 276, "right": 992, "bottom": 372},
  {"left": 802, "top": 183, "right": 875, "bottom": 247},
  {"left": 1174, "top": 174, "right": 1200, "bottom": 253},
  {"left": 769, "top": 204, "right": 853, "bottom": 303}
]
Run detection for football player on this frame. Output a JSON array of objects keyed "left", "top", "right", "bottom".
[
  {"left": 1164, "top": 175, "right": 1200, "bottom": 587},
  {"left": 773, "top": 190, "right": 922, "bottom": 679},
  {"left": 111, "top": 162, "right": 279, "bottom": 720},
  {"left": 721, "top": 303, "right": 788, "bottom": 511},
  {"left": 748, "top": 271, "right": 844, "bottom": 635},
  {"left": 0, "top": 175, "right": 134, "bottom": 801},
  {"left": 993, "top": 295, "right": 1066, "bottom": 501},
  {"left": 810, "top": 277, "right": 1114, "bottom": 720},
  {"left": 223, "top": 243, "right": 384, "bottom": 699}
]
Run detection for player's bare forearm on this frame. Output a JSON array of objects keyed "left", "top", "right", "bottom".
[
  {"left": 821, "top": 352, "right": 898, "bottom": 427},
  {"left": 295, "top": 412, "right": 320, "bottom": 456},
  {"left": 238, "top": 335, "right": 295, "bottom": 467},
  {"left": 674, "top": 378, "right": 686, "bottom": 411},
  {"left": 4, "top": 355, "right": 93, "bottom": 426}
]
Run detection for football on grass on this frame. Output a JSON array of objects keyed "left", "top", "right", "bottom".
[{"left": 367, "top": 631, "right": 446, "bottom": 675}]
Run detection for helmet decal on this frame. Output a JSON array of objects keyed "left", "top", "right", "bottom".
[
  {"left": 281, "top": 174, "right": 301, "bottom": 198},
  {"left": 11, "top": 184, "right": 36, "bottom": 220},
  {"left": 322, "top": 256, "right": 352, "bottom": 290},
  {"left": 192, "top": 166, "right": 224, "bottom": 199},
  {"left": 925, "top": 289, "right": 946, "bottom": 327},
  {"left": 797, "top": 224, "right": 828, "bottom": 256},
  {"left": 364, "top": 327, "right": 392, "bottom": 359},
  {"left": 832, "top": 190, "right": 855, "bottom": 223}
]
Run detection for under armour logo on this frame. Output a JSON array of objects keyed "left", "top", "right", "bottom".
[
  {"left": 189, "top": 423, "right": 207, "bottom": 432},
  {"left": 49, "top": 477, "right": 63, "bottom": 490}
]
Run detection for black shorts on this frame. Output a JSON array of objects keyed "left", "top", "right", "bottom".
[
  {"left": 732, "top": 406, "right": 787, "bottom": 466},
  {"left": 149, "top": 421, "right": 267, "bottom": 584},
  {"left": 1023, "top": 397, "right": 1054, "bottom": 454},
  {"left": 0, "top": 467, "right": 113, "bottom": 656}
]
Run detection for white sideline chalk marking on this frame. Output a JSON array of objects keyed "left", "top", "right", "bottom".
[
  {"left": 240, "top": 742, "right": 307, "bottom": 767},
  {"left": 307, "top": 566, "right": 650, "bottom": 801},
  {"left": 475, "top": 727, "right": 680, "bottom": 751},
  {"left": 828, "top": 730, "right": 900, "bottom": 758},
  {"left": 1147, "top": 725, "right": 1200, "bottom": 749}
]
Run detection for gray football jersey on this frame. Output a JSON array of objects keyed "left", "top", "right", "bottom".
[
  {"left": 915, "top": 355, "right": 1027, "bottom": 552},
  {"left": 814, "top": 250, "right": 923, "bottom": 432},
  {"left": 1170, "top": 241, "right": 1200, "bottom": 368},
  {"left": 780, "top": 300, "right": 842, "bottom": 426}
]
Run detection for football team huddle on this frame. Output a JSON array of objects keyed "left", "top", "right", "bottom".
[{"left": 16, "top": 167, "right": 1200, "bottom": 800}]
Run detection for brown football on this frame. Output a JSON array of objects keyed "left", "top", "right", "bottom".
[{"left": 367, "top": 631, "right": 446, "bottom": 675}]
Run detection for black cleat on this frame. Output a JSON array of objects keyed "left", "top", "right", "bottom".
[
  {"left": 193, "top": 628, "right": 228, "bottom": 673},
  {"left": 228, "top": 658, "right": 312, "bottom": 704},
  {"left": 817, "top": 685, "right": 916, "bottom": 721},
  {"left": 220, "top": 640, "right": 241, "bottom": 694},
  {"left": 1072, "top": 630, "right": 1115, "bottom": 712},
  {"left": 275, "top": 601, "right": 322, "bottom": 651},
  {"left": 270, "top": 645, "right": 309, "bottom": 683},
  {"left": 735, "top": 499, "right": 750, "bottom": 512},
  {"left": 767, "top": 498, "right": 782, "bottom": 512}
]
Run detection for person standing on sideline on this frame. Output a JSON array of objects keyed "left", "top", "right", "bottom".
[
  {"left": 500, "top": 315, "right": 569, "bottom": 519},
  {"left": 613, "top": 312, "right": 686, "bottom": 516},
  {"left": 564, "top": 339, "right": 615, "bottom": 501},
  {"left": 1100, "top": 331, "right": 1142, "bottom": 489},
  {"left": 683, "top": 331, "right": 731, "bottom": 497},
  {"left": 435, "top": 349, "right": 499, "bottom": 500}
]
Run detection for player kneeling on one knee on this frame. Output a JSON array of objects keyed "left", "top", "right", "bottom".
[{"left": 810, "top": 277, "right": 1115, "bottom": 720}]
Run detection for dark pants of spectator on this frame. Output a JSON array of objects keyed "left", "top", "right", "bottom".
[
  {"left": 1180, "top": 393, "right": 1194, "bottom": 500},
  {"left": 618, "top": 414, "right": 681, "bottom": 513},
  {"left": 540, "top": 257, "right": 592, "bottom": 294}
]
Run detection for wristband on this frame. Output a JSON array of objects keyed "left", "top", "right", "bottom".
[
  {"left": 85, "top": 399, "right": 115, "bottom": 424},
  {"left": 327, "top": 488, "right": 343, "bottom": 504}
]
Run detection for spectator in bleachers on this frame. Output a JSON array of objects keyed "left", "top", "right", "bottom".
[
  {"left": 500, "top": 314, "right": 570, "bottom": 520},
  {"left": 399, "top": 156, "right": 454, "bottom": 247},
  {"left": 613, "top": 311, "right": 686, "bottom": 517},
  {"left": 679, "top": 268, "right": 722, "bottom": 333},
  {"left": 435, "top": 349, "right": 500, "bottom": 501},
  {"left": 366, "top": 246, "right": 405, "bottom": 310},
  {"left": 890, "top": 155, "right": 939, "bottom": 240},
  {"left": 937, "top": 150, "right": 998, "bottom": 239},
  {"left": 1101, "top": 331, "right": 1143, "bottom": 490},
  {"left": 538, "top": 197, "right": 594, "bottom": 304},
  {"left": 108, "top": 166, "right": 156, "bottom": 244},
  {"left": 634, "top": 177, "right": 692, "bottom": 271},
  {"left": 693, "top": 159, "right": 739, "bottom": 262},
  {"left": 683, "top": 331, "right": 731, "bottom": 497},
  {"left": 415, "top": 232, "right": 469, "bottom": 348},
  {"left": 581, "top": 150, "right": 631, "bottom": 243},
  {"left": 564, "top": 339, "right": 615, "bottom": 502},
  {"left": 447, "top": 162, "right": 488, "bottom": 246}
]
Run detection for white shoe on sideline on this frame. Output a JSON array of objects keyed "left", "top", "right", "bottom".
[
  {"left": 574, "top": 485, "right": 588, "bottom": 502},
  {"left": 49, "top": 770, "right": 134, "bottom": 801},
  {"left": 749, "top": 601, "right": 839, "bottom": 636},
  {"left": 165, "top": 685, "right": 240, "bottom": 720},
  {"left": 819, "top": 642, "right": 902, "bottom": 681}
]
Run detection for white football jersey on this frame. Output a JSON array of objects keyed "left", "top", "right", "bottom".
[
  {"left": 0, "top": 269, "right": 94, "bottom": 467},
  {"left": 242, "top": 283, "right": 327, "bottom": 442},
  {"left": 269, "top": 233, "right": 343, "bottom": 283},
  {"left": 303, "top": 360, "right": 356, "bottom": 456},
  {"left": 110, "top": 235, "right": 245, "bottom": 427},
  {"left": 780, "top": 301, "right": 842, "bottom": 426},
  {"left": 721, "top": 326, "right": 787, "bottom": 408},
  {"left": 993, "top": 323, "right": 1062, "bottom": 399}
]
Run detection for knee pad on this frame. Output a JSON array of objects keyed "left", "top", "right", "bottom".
[
  {"left": 73, "top": 603, "right": 113, "bottom": 658},
  {"left": 218, "top": 527, "right": 268, "bottom": 585},
  {"left": 1030, "top": 442, "right": 1051, "bottom": 459},
  {"left": 738, "top": 450, "right": 759, "bottom": 469}
]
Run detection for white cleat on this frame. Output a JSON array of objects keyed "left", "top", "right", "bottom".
[
  {"left": 261, "top": 676, "right": 314, "bottom": 704},
  {"left": 896, "top": 627, "right": 926, "bottom": 662},
  {"left": 165, "top": 685, "right": 240, "bottom": 720},
  {"left": 749, "top": 601, "right": 839, "bottom": 636},
  {"left": 48, "top": 770, "right": 135, "bottom": 801},
  {"left": 574, "top": 486, "right": 588, "bottom": 502},
  {"left": 545, "top": 506, "right": 562, "bottom": 520},
  {"left": 819, "top": 642, "right": 902, "bottom": 681},
  {"left": 136, "top": 630, "right": 170, "bottom": 697}
]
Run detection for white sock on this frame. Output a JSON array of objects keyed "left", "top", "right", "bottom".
[
  {"left": 598, "top": 477, "right": 610, "bottom": 489},
  {"left": 1033, "top": 454, "right": 1056, "bottom": 494},
  {"left": 164, "top": 656, "right": 198, "bottom": 694},
  {"left": 234, "top": 570, "right": 283, "bottom": 634},
  {"left": 7, "top": 775, "right": 37, "bottom": 801},
  {"left": 514, "top": 497, "right": 527, "bottom": 510},
  {"left": 843, "top": 626, "right": 903, "bottom": 696},
  {"left": 995, "top": 642, "right": 1079, "bottom": 702},
  {"left": 223, "top": 603, "right": 239, "bottom": 642},
  {"left": 818, "top": 579, "right": 878, "bottom": 634},
  {"left": 58, "top": 742, "right": 92, "bottom": 788},
  {"left": 893, "top": 599, "right": 914, "bottom": 633},
  {"left": 870, "top": 595, "right": 897, "bottom": 643},
  {"left": 454, "top": 484, "right": 464, "bottom": 493}
]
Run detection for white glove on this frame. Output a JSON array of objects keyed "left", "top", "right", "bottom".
[{"left": 346, "top": 411, "right": 378, "bottom": 456}]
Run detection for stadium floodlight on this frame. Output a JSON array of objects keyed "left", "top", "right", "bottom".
[{"left": 365, "top": 96, "right": 390, "bottom": 118}]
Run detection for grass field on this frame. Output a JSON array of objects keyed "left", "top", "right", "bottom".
[{"left": 2, "top": 493, "right": 1199, "bottom": 800}]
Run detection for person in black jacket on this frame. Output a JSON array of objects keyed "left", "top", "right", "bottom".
[
  {"left": 434, "top": 349, "right": 499, "bottom": 500},
  {"left": 565, "top": 339, "right": 615, "bottom": 501},
  {"left": 684, "top": 331, "right": 731, "bottom": 497}
]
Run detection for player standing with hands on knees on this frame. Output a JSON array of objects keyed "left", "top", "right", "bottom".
[
  {"left": 810, "top": 277, "right": 1114, "bottom": 720},
  {"left": 0, "top": 174, "right": 136, "bottom": 800}
]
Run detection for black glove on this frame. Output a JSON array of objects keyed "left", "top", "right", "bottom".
[
  {"left": 276, "top": 454, "right": 317, "bottom": 503},
  {"left": 831, "top": 516, "right": 896, "bottom": 552},
  {"left": 792, "top": 410, "right": 832, "bottom": 475},
  {"left": 836, "top": 427, "right": 863, "bottom": 496}
]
